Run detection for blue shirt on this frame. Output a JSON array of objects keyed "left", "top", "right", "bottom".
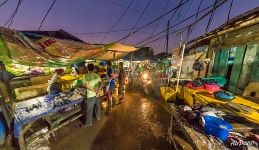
[{"left": 107, "top": 67, "right": 115, "bottom": 90}]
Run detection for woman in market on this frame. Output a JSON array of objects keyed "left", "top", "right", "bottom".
[
  {"left": 81, "top": 64, "right": 102, "bottom": 128},
  {"left": 47, "top": 68, "right": 65, "bottom": 95}
]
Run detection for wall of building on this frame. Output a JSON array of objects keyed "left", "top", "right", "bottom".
[{"left": 207, "top": 23, "right": 259, "bottom": 96}]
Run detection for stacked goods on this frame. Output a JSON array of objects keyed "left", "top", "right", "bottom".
[
  {"left": 187, "top": 81, "right": 203, "bottom": 90},
  {"left": 6, "top": 65, "right": 24, "bottom": 76},
  {"left": 214, "top": 90, "right": 235, "bottom": 101},
  {"left": 186, "top": 79, "right": 221, "bottom": 92},
  {"left": 30, "top": 75, "right": 51, "bottom": 85},
  {"left": 14, "top": 84, "right": 49, "bottom": 101},
  {"left": 202, "top": 80, "right": 221, "bottom": 92},
  {"left": 26, "top": 68, "right": 46, "bottom": 76}
]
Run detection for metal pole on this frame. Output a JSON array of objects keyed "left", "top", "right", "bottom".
[
  {"left": 113, "top": 51, "right": 115, "bottom": 61},
  {"left": 176, "top": 43, "right": 185, "bottom": 93},
  {"left": 129, "top": 52, "right": 134, "bottom": 76}
]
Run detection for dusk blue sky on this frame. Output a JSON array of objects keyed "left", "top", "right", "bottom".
[{"left": 0, "top": 0, "right": 259, "bottom": 53}]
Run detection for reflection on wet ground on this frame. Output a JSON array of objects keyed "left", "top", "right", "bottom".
[{"left": 23, "top": 90, "right": 172, "bottom": 150}]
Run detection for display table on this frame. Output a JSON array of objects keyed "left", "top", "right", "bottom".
[
  {"left": 13, "top": 94, "right": 84, "bottom": 149},
  {"left": 168, "top": 104, "right": 259, "bottom": 150},
  {"left": 168, "top": 104, "right": 227, "bottom": 150},
  {"left": 182, "top": 87, "right": 259, "bottom": 124}
]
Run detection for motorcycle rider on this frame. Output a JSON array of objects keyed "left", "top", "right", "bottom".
[{"left": 141, "top": 65, "right": 152, "bottom": 94}]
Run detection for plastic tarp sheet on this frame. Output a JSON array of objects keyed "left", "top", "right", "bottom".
[
  {"left": 169, "top": 105, "right": 228, "bottom": 150},
  {"left": 0, "top": 27, "right": 137, "bottom": 66}
]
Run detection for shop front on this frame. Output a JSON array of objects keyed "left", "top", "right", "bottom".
[{"left": 167, "top": 7, "right": 259, "bottom": 150}]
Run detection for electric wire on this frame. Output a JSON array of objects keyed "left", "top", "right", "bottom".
[
  {"left": 227, "top": 0, "right": 234, "bottom": 24},
  {"left": 122, "top": 0, "right": 152, "bottom": 43},
  {"left": 146, "top": 0, "right": 170, "bottom": 44},
  {"left": 3, "top": 0, "right": 23, "bottom": 27},
  {"left": 102, "top": 0, "right": 161, "bottom": 22},
  {"left": 135, "top": 0, "right": 226, "bottom": 46},
  {"left": 205, "top": 0, "right": 218, "bottom": 33},
  {"left": 224, "top": 0, "right": 234, "bottom": 37},
  {"left": 140, "top": 0, "right": 226, "bottom": 47},
  {"left": 184, "top": 0, "right": 203, "bottom": 42},
  {"left": 0, "top": 0, "right": 8, "bottom": 8},
  {"left": 38, "top": 0, "right": 57, "bottom": 31},
  {"left": 138, "top": 26, "right": 187, "bottom": 48},
  {"left": 101, "top": 0, "right": 135, "bottom": 43},
  {"left": 138, "top": 0, "right": 228, "bottom": 48},
  {"left": 169, "top": 0, "right": 185, "bottom": 22},
  {"left": 71, "top": 28, "right": 133, "bottom": 35},
  {"left": 115, "top": 0, "right": 191, "bottom": 43},
  {"left": 180, "top": 0, "right": 194, "bottom": 21},
  {"left": 195, "top": 0, "right": 203, "bottom": 21},
  {"left": 171, "top": 0, "right": 193, "bottom": 44}
]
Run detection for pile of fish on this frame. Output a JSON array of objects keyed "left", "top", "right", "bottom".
[{"left": 14, "top": 92, "right": 77, "bottom": 123}]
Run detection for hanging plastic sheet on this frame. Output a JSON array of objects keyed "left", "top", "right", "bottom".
[{"left": 0, "top": 27, "right": 137, "bottom": 67}]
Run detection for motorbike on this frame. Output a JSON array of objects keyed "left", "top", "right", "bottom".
[{"left": 141, "top": 72, "right": 152, "bottom": 95}]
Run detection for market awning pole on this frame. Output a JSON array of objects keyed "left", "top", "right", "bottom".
[
  {"left": 129, "top": 52, "right": 134, "bottom": 76},
  {"left": 176, "top": 43, "right": 185, "bottom": 93},
  {"left": 113, "top": 51, "right": 115, "bottom": 61}
]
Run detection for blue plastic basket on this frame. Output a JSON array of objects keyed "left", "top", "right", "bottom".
[{"left": 204, "top": 115, "right": 232, "bottom": 141}]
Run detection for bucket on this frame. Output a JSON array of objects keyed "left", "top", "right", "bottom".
[{"left": 204, "top": 115, "right": 232, "bottom": 141}]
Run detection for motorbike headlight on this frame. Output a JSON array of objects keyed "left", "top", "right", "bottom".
[{"left": 143, "top": 73, "right": 148, "bottom": 79}]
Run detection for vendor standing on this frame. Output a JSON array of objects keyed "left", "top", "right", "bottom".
[
  {"left": 107, "top": 61, "right": 115, "bottom": 111},
  {"left": 118, "top": 62, "right": 126, "bottom": 102},
  {"left": 81, "top": 64, "right": 102, "bottom": 128},
  {"left": 47, "top": 68, "right": 64, "bottom": 94}
]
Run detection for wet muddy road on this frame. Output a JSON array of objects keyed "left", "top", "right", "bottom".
[{"left": 28, "top": 90, "right": 172, "bottom": 150}]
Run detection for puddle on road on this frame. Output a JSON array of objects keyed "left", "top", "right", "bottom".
[{"left": 135, "top": 97, "right": 164, "bottom": 139}]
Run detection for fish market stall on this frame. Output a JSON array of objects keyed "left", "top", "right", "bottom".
[
  {"left": 166, "top": 44, "right": 259, "bottom": 149},
  {"left": 13, "top": 93, "right": 84, "bottom": 149},
  {"left": 0, "top": 66, "right": 86, "bottom": 149},
  {"left": 168, "top": 103, "right": 259, "bottom": 150},
  {"left": 0, "top": 27, "right": 137, "bottom": 149},
  {"left": 168, "top": 78, "right": 259, "bottom": 150}
]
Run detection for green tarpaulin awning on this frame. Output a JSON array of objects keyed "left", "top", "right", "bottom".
[{"left": 0, "top": 27, "right": 137, "bottom": 67}]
